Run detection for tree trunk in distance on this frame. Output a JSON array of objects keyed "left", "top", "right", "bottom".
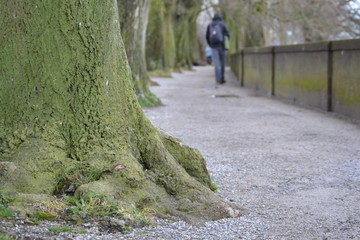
[
  {"left": 0, "top": 0, "right": 242, "bottom": 224},
  {"left": 146, "top": 0, "right": 169, "bottom": 74},
  {"left": 174, "top": 1, "right": 202, "bottom": 71},
  {"left": 117, "top": 0, "right": 160, "bottom": 106}
]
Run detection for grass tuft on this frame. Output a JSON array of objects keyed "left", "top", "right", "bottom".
[
  {"left": 0, "top": 204, "right": 14, "bottom": 219},
  {"left": 65, "top": 192, "right": 119, "bottom": 218}
]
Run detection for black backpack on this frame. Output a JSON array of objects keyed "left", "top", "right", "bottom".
[{"left": 209, "top": 23, "right": 224, "bottom": 45}]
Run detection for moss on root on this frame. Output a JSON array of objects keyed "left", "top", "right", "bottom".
[
  {"left": 159, "top": 131, "right": 212, "bottom": 188},
  {"left": 137, "top": 91, "right": 161, "bottom": 107}
]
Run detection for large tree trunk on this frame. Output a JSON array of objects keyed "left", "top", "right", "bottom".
[{"left": 0, "top": 0, "right": 241, "bottom": 223}]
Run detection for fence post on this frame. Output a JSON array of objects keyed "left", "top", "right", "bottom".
[
  {"left": 271, "top": 47, "right": 275, "bottom": 96},
  {"left": 327, "top": 41, "right": 333, "bottom": 112},
  {"left": 241, "top": 50, "right": 244, "bottom": 87}
]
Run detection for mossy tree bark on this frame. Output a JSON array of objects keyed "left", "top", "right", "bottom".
[
  {"left": 163, "top": 0, "right": 176, "bottom": 72},
  {"left": 146, "top": 0, "right": 168, "bottom": 74},
  {"left": 117, "top": 0, "right": 159, "bottom": 106},
  {"left": 146, "top": 0, "right": 202, "bottom": 74},
  {"left": 174, "top": 0, "right": 202, "bottom": 70},
  {"left": 0, "top": 0, "right": 241, "bottom": 223}
]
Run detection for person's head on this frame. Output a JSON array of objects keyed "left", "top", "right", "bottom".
[{"left": 213, "top": 13, "right": 222, "bottom": 21}]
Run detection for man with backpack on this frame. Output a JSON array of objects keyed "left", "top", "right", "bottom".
[{"left": 206, "top": 13, "right": 230, "bottom": 84}]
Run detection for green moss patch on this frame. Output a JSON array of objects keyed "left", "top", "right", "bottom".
[
  {"left": 48, "top": 225, "right": 73, "bottom": 233},
  {"left": 159, "top": 131, "right": 212, "bottom": 188},
  {"left": 138, "top": 91, "right": 161, "bottom": 107}
]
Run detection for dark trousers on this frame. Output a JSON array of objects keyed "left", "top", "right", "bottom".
[{"left": 211, "top": 48, "right": 226, "bottom": 82}]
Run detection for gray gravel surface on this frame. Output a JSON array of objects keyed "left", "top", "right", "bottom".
[
  {"left": 2, "top": 66, "right": 360, "bottom": 239},
  {"left": 142, "top": 66, "right": 360, "bottom": 240}
]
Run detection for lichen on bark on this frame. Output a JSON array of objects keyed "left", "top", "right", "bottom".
[{"left": 0, "top": 0, "right": 242, "bottom": 224}]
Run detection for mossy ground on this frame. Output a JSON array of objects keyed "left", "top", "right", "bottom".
[{"left": 1, "top": 191, "right": 155, "bottom": 233}]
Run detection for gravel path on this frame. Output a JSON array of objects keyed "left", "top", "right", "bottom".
[
  {"left": 140, "top": 66, "right": 360, "bottom": 239},
  {"left": 2, "top": 66, "right": 360, "bottom": 239}
]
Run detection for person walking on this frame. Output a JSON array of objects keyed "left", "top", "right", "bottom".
[{"left": 206, "top": 13, "right": 230, "bottom": 84}]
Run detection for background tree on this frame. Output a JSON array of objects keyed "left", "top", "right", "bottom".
[
  {"left": 0, "top": 0, "right": 241, "bottom": 223},
  {"left": 145, "top": 0, "right": 203, "bottom": 73},
  {"left": 264, "top": 0, "right": 360, "bottom": 43},
  {"left": 218, "top": 0, "right": 360, "bottom": 49},
  {"left": 117, "top": 0, "right": 160, "bottom": 106},
  {"left": 174, "top": 0, "right": 203, "bottom": 69},
  {"left": 218, "top": 0, "right": 266, "bottom": 49},
  {"left": 145, "top": 0, "right": 175, "bottom": 75}
]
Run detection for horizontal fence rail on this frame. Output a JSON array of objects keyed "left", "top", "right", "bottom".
[{"left": 230, "top": 39, "right": 360, "bottom": 121}]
